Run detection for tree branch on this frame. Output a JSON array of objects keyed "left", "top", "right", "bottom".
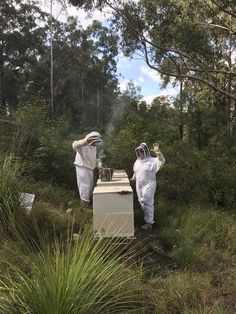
[
  {"left": 142, "top": 41, "right": 236, "bottom": 101},
  {"left": 94, "top": 0, "right": 236, "bottom": 100},
  {"left": 209, "top": 0, "right": 236, "bottom": 18}
]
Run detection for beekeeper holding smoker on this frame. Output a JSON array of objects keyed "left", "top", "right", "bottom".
[
  {"left": 72, "top": 131, "right": 103, "bottom": 207},
  {"left": 131, "top": 143, "right": 165, "bottom": 231}
]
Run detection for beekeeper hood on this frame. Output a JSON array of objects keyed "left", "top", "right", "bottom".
[
  {"left": 135, "top": 142, "right": 150, "bottom": 159},
  {"left": 86, "top": 131, "right": 103, "bottom": 146}
]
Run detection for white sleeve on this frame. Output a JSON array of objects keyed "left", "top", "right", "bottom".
[
  {"left": 133, "top": 160, "right": 138, "bottom": 173},
  {"left": 130, "top": 173, "right": 136, "bottom": 181},
  {"left": 154, "top": 154, "right": 165, "bottom": 172},
  {"left": 72, "top": 139, "right": 86, "bottom": 152}
]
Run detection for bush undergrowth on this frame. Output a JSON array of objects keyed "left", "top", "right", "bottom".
[{"left": 0, "top": 227, "right": 151, "bottom": 314}]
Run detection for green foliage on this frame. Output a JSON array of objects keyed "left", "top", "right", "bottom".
[
  {"left": 107, "top": 0, "right": 236, "bottom": 100},
  {"left": 110, "top": 128, "right": 138, "bottom": 174},
  {"left": 170, "top": 208, "right": 236, "bottom": 270},
  {"left": 0, "top": 228, "right": 149, "bottom": 314},
  {"left": 0, "top": 155, "right": 77, "bottom": 245},
  {"left": 149, "top": 204, "right": 235, "bottom": 312},
  {"left": 0, "top": 1, "right": 235, "bottom": 311},
  {"left": 20, "top": 179, "right": 76, "bottom": 208},
  {"left": 1, "top": 0, "right": 119, "bottom": 127},
  {"left": 0, "top": 155, "right": 22, "bottom": 231},
  {"left": 158, "top": 141, "right": 209, "bottom": 202},
  {"left": 31, "top": 122, "right": 75, "bottom": 187},
  {"left": 0, "top": 0, "right": 47, "bottom": 108},
  {"left": 109, "top": 110, "right": 153, "bottom": 176},
  {"left": 109, "top": 97, "right": 236, "bottom": 209},
  {"left": 12, "top": 103, "right": 76, "bottom": 188},
  {"left": 147, "top": 96, "right": 179, "bottom": 143},
  {"left": 151, "top": 271, "right": 225, "bottom": 313},
  {"left": 205, "top": 137, "right": 236, "bottom": 209},
  {"left": 50, "top": 17, "right": 119, "bottom": 125}
]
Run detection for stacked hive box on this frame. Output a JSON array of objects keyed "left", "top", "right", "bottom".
[{"left": 93, "top": 170, "right": 134, "bottom": 237}]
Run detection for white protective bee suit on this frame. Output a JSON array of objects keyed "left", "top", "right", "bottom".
[
  {"left": 72, "top": 131, "right": 102, "bottom": 203},
  {"left": 132, "top": 143, "right": 165, "bottom": 225}
]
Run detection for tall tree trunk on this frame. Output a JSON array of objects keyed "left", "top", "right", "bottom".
[
  {"left": 50, "top": 0, "right": 54, "bottom": 118},
  {"left": 97, "top": 89, "right": 100, "bottom": 127},
  {"left": 81, "top": 72, "right": 85, "bottom": 123},
  {"left": 0, "top": 21, "right": 4, "bottom": 110},
  {"left": 228, "top": 15, "right": 234, "bottom": 137},
  {"left": 196, "top": 110, "right": 202, "bottom": 150},
  {"left": 179, "top": 79, "right": 184, "bottom": 140}
]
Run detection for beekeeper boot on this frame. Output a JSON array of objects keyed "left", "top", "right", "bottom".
[
  {"left": 141, "top": 223, "right": 153, "bottom": 231},
  {"left": 80, "top": 200, "right": 92, "bottom": 211}
]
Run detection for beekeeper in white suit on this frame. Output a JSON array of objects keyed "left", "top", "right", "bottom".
[
  {"left": 72, "top": 131, "right": 102, "bottom": 206},
  {"left": 131, "top": 142, "right": 165, "bottom": 231}
]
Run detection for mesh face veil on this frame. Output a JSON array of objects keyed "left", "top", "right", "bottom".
[
  {"left": 86, "top": 131, "right": 103, "bottom": 146},
  {"left": 135, "top": 143, "right": 150, "bottom": 159}
]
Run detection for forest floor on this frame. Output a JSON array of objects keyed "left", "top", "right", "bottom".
[{"left": 0, "top": 180, "right": 235, "bottom": 313}]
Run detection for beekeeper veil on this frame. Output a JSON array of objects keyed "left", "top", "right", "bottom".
[
  {"left": 86, "top": 131, "right": 103, "bottom": 146},
  {"left": 135, "top": 142, "right": 150, "bottom": 159}
]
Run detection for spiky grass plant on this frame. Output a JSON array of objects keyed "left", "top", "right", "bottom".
[
  {"left": 0, "top": 227, "right": 151, "bottom": 314},
  {"left": 0, "top": 155, "right": 74, "bottom": 245},
  {"left": 0, "top": 155, "right": 22, "bottom": 232}
]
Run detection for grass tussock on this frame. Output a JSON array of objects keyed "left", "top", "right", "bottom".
[
  {"left": 150, "top": 271, "right": 226, "bottom": 313},
  {"left": 0, "top": 154, "right": 235, "bottom": 313},
  {"left": 19, "top": 179, "right": 77, "bottom": 209},
  {"left": 171, "top": 209, "right": 236, "bottom": 270},
  {"left": 0, "top": 227, "right": 151, "bottom": 314},
  {"left": 0, "top": 155, "right": 23, "bottom": 232}
]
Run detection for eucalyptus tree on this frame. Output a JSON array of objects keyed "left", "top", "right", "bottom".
[
  {"left": 79, "top": 20, "right": 119, "bottom": 127},
  {"left": 50, "top": 17, "right": 119, "bottom": 127},
  {"left": 68, "top": 0, "right": 236, "bottom": 139},
  {"left": 67, "top": 0, "right": 235, "bottom": 101},
  {"left": 0, "top": 0, "right": 48, "bottom": 111}
]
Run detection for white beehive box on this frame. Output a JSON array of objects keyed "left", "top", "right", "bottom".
[
  {"left": 96, "top": 176, "right": 130, "bottom": 187},
  {"left": 93, "top": 179, "right": 134, "bottom": 238},
  {"left": 112, "top": 170, "right": 128, "bottom": 178}
]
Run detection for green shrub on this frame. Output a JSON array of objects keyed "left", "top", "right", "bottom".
[
  {"left": 205, "top": 157, "right": 236, "bottom": 209},
  {"left": 158, "top": 142, "right": 209, "bottom": 203},
  {"left": 109, "top": 113, "right": 153, "bottom": 177},
  {"left": 28, "top": 202, "right": 73, "bottom": 241},
  {"left": 171, "top": 208, "right": 236, "bottom": 270},
  {"left": 0, "top": 155, "right": 79, "bottom": 244},
  {"left": 12, "top": 103, "right": 76, "bottom": 188},
  {"left": 19, "top": 179, "right": 77, "bottom": 209},
  {"left": 29, "top": 123, "right": 75, "bottom": 188}
]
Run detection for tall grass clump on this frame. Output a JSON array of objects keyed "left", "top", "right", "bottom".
[
  {"left": 171, "top": 208, "right": 236, "bottom": 270},
  {"left": 0, "top": 226, "right": 151, "bottom": 314},
  {"left": 0, "top": 155, "right": 22, "bottom": 232},
  {"left": 150, "top": 271, "right": 225, "bottom": 313}
]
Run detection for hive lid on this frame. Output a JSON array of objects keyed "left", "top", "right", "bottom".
[
  {"left": 97, "top": 177, "right": 129, "bottom": 186},
  {"left": 93, "top": 185, "right": 133, "bottom": 194},
  {"left": 113, "top": 169, "right": 126, "bottom": 173},
  {"left": 112, "top": 170, "right": 128, "bottom": 178}
]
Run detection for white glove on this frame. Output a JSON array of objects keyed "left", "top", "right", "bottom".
[
  {"left": 80, "top": 137, "right": 88, "bottom": 145},
  {"left": 96, "top": 159, "right": 102, "bottom": 169},
  {"left": 72, "top": 138, "right": 87, "bottom": 150},
  {"left": 157, "top": 152, "right": 165, "bottom": 163},
  {"left": 153, "top": 143, "right": 165, "bottom": 164},
  {"left": 130, "top": 174, "right": 136, "bottom": 181},
  {"left": 153, "top": 143, "right": 160, "bottom": 154}
]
